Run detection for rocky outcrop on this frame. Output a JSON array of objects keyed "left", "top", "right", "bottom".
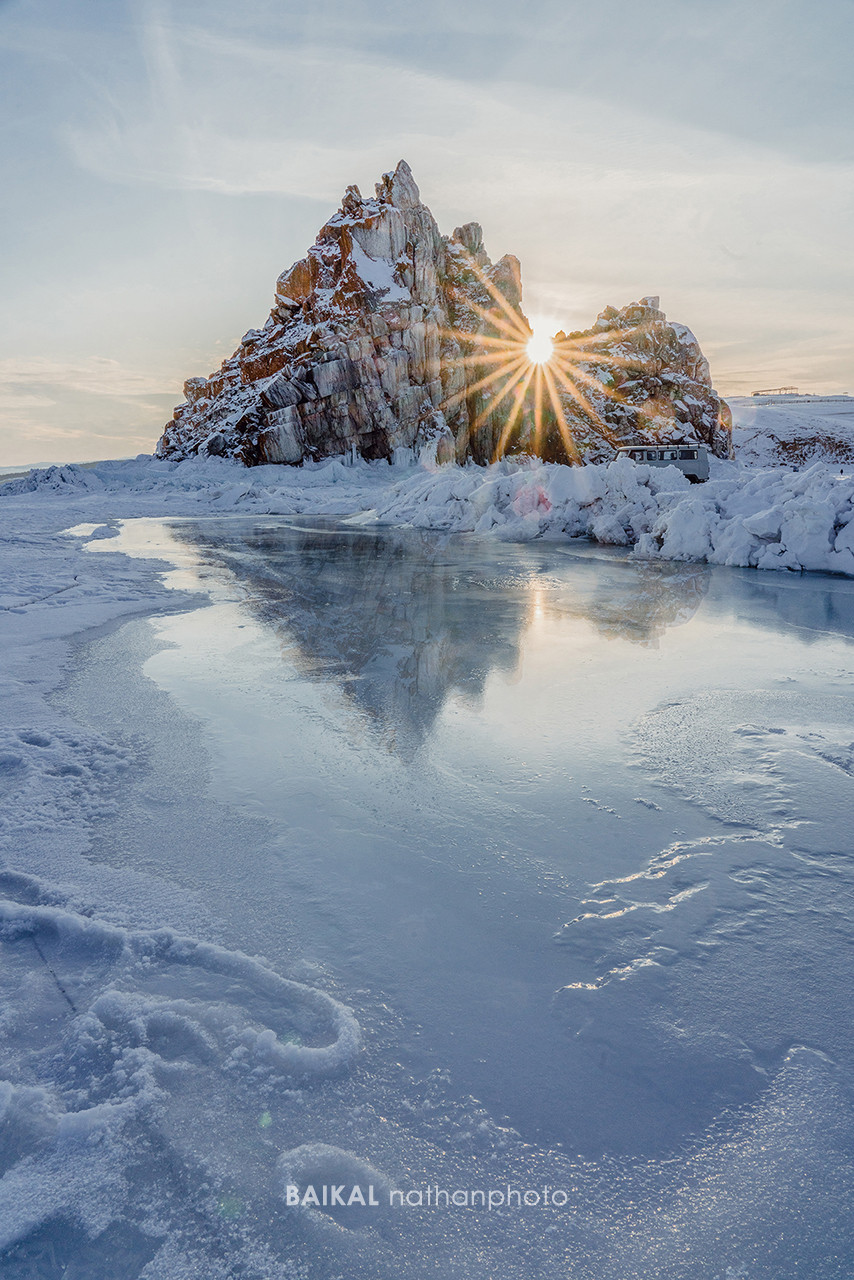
[
  {"left": 157, "top": 162, "right": 730, "bottom": 467},
  {"left": 538, "top": 298, "right": 732, "bottom": 462}
]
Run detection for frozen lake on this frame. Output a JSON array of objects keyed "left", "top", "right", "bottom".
[{"left": 3, "top": 515, "right": 854, "bottom": 1277}]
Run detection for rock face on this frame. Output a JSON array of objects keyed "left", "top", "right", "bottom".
[
  {"left": 540, "top": 298, "right": 732, "bottom": 462},
  {"left": 157, "top": 162, "right": 730, "bottom": 466}
]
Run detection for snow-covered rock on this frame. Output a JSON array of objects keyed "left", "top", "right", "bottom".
[
  {"left": 157, "top": 161, "right": 730, "bottom": 468},
  {"left": 367, "top": 454, "right": 854, "bottom": 577},
  {"left": 546, "top": 300, "right": 731, "bottom": 462}
]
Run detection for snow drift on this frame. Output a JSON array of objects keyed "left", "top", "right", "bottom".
[{"left": 5, "top": 444, "right": 854, "bottom": 577}]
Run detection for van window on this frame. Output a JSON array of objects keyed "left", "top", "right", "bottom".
[
  {"left": 664, "top": 450, "right": 678, "bottom": 460},
  {"left": 678, "top": 449, "right": 697, "bottom": 460},
  {"left": 646, "top": 451, "right": 657, "bottom": 460}
]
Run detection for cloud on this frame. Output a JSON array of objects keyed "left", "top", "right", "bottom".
[
  {"left": 60, "top": 32, "right": 854, "bottom": 393},
  {"left": 0, "top": 357, "right": 176, "bottom": 399},
  {"left": 62, "top": 17, "right": 853, "bottom": 269},
  {"left": 0, "top": 357, "right": 179, "bottom": 466},
  {"left": 5, "top": 0, "right": 851, "bottom": 446},
  {"left": 0, "top": 393, "right": 57, "bottom": 410}
]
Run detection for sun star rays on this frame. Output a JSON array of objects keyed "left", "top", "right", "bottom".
[{"left": 441, "top": 249, "right": 635, "bottom": 464}]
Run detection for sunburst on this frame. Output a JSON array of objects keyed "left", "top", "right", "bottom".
[
  {"left": 526, "top": 331, "right": 554, "bottom": 364},
  {"left": 441, "top": 249, "right": 641, "bottom": 463}
]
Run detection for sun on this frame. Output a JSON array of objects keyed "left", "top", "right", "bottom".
[
  {"left": 440, "top": 246, "right": 630, "bottom": 464},
  {"left": 526, "top": 330, "right": 554, "bottom": 365}
]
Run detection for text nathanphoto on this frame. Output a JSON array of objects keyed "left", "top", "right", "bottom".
[{"left": 285, "top": 1184, "right": 575, "bottom": 1211}]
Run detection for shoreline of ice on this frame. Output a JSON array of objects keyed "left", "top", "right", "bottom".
[{"left": 4, "top": 443, "right": 854, "bottom": 579}]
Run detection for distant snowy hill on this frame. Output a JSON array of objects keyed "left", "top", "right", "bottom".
[{"left": 731, "top": 395, "right": 854, "bottom": 467}]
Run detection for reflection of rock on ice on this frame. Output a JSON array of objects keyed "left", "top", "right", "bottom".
[
  {"left": 173, "top": 521, "right": 713, "bottom": 757},
  {"left": 578, "top": 558, "right": 711, "bottom": 646},
  {"left": 177, "top": 521, "right": 530, "bottom": 758}
]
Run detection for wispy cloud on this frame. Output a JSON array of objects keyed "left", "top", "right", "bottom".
[
  {"left": 0, "top": 357, "right": 176, "bottom": 398},
  {"left": 0, "top": 357, "right": 178, "bottom": 465},
  {"left": 0, "top": 393, "right": 57, "bottom": 410}
]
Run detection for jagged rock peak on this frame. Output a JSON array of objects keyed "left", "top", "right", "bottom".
[
  {"left": 157, "top": 163, "right": 730, "bottom": 468},
  {"left": 375, "top": 159, "right": 421, "bottom": 208}
]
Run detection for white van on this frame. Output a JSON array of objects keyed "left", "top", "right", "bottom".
[{"left": 616, "top": 443, "right": 710, "bottom": 483}]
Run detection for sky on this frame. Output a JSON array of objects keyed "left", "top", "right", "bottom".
[{"left": 1, "top": 0, "right": 852, "bottom": 466}]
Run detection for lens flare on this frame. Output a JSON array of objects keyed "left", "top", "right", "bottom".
[
  {"left": 526, "top": 331, "right": 554, "bottom": 365},
  {"left": 441, "top": 246, "right": 636, "bottom": 464}
]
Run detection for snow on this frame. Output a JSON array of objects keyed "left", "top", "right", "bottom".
[
  {"left": 668, "top": 321, "right": 699, "bottom": 348},
  {"left": 729, "top": 393, "right": 854, "bottom": 467},
  {"left": 7, "top": 438, "right": 854, "bottom": 579},
  {"left": 348, "top": 240, "right": 411, "bottom": 302},
  {"left": 2, "top": 396, "right": 854, "bottom": 1274}
]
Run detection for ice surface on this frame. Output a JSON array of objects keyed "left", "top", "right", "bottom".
[{"left": 2, "top": 418, "right": 854, "bottom": 1274}]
